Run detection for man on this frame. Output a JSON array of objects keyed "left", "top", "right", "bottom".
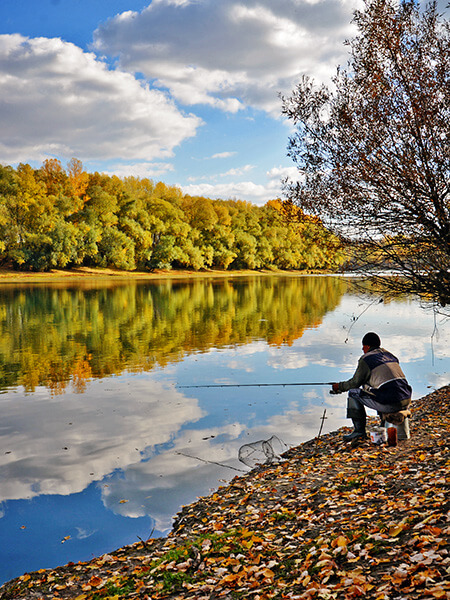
[{"left": 331, "top": 332, "right": 412, "bottom": 441}]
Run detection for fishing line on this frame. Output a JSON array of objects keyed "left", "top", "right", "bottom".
[{"left": 344, "top": 296, "right": 383, "bottom": 343}]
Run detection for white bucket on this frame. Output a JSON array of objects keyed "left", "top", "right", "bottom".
[
  {"left": 385, "top": 418, "right": 410, "bottom": 440},
  {"left": 370, "top": 427, "right": 387, "bottom": 445}
]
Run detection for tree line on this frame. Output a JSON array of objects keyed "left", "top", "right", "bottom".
[{"left": 0, "top": 159, "right": 344, "bottom": 273}]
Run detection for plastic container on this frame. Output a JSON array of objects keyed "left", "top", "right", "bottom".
[
  {"left": 387, "top": 426, "right": 398, "bottom": 446},
  {"left": 369, "top": 427, "right": 387, "bottom": 445},
  {"left": 385, "top": 418, "right": 410, "bottom": 441}
]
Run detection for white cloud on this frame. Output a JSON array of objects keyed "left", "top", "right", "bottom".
[
  {"left": 101, "top": 162, "right": 174, "bottom": 178},
  {"left": 267, "top": 165, "right": 299, "bottom": 180},
  {"left": 93, "top": 0, "right": 361, "bottom": 115},
  {"left": 187, "top": 163, "right": 255, "bottom": 183},
  {"left": 180, "top": 180, "right": 276, "bottom": 204},
  {"left": 221, "top": 164, "right": 255, "bottom": 177},
  {"left": 180, "top": 162, "right": 294, "bottom": 203},
  {"left": 0, "top": 34, "right": 202, "bottom": 164},
  {"left": 210, "top": 151, "right": 237, "bottom": 159}
]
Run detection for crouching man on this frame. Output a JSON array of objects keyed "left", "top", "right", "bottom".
[{"left": 331, "top": 332, "right": 412, "bottom": 441}]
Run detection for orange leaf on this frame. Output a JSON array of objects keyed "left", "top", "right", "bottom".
[
  {"left": 260, "top": 568, "right": 275, "bottom": 582},
  {"left": 432, "top": 591, "right": 447, "bottom": 599},
  {"left": 219, "top": 573, "right": 239, "bottom": 585},
  {"left": 332, "top": 535, "right": 348, "bottom": 548},
  {"left": 88, "top": 576, "right": 102, "bottom": 587},
  {"left": 389, "top": 523, "right": 406, "bottom": 537}
]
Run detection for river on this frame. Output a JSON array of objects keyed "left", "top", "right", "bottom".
[{"left": 0, "top": 275, "right": 449, "bottom": 584}]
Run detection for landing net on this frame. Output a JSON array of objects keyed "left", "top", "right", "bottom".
[{"left": 238, "top": 435, "right": 290, "bottom": 469}]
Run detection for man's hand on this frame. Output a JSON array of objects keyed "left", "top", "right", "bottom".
[{"left": 330, "top": 382, "right": 341, "bottom": 395}]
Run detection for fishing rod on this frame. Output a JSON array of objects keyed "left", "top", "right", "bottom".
[{"left": 176, "top": 381, "right": 334, "bottom": 389}]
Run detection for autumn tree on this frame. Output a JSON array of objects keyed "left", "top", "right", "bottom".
[
  {"left": 143, "top": 183, "right": 192, "bottom": 270},
  {"left": 180, "top": 196, "right": 236, "bottom": 269},
  {"left": 0, "top": 163, "right": 56, "bottom": 269},
  {"left": 118, "top": 176, "right": 156, "bottom": 268},
  {"left": 0, "top": 161, "right": 345, "bottom": 273},
  {"left": 281, "top": 0, "right": 450, "bottom": 305},
  {"left": 66, "top": 158, "right": 90, "bottom": 212},
  {"left": 263, "top": 200, "right": 344, "bottom": 270}
]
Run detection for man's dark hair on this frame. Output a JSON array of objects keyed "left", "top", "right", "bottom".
[{"left": 362, "top": 332, "right": 381, "bottom": 348}]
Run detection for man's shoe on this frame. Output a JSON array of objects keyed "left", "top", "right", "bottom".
[
  {"left": 343, "top": 418, "right": 367, "bottom": 442},
  {"left": 343, "top": 430, "right": 367, "bottom": 442}
]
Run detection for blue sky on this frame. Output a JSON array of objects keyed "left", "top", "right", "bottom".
[{"left": 1, "top": 0, "right": 447, "bottom": 205}]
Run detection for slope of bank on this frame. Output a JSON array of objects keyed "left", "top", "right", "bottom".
[{"left": 2, "top": 387, "right": 449, "bottom": 600}]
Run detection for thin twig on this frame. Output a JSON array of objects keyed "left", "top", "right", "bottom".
[{"left": 137, "top": 535, "right": 151, "bottom": 549}]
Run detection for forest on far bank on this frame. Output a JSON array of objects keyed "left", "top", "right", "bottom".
[{"left": 0, "top": 159, "right": 345, "bottom": 273}]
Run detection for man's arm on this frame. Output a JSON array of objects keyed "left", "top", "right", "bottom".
[{"left": 332, "top": 357, "right": 371, "bottom": 393}]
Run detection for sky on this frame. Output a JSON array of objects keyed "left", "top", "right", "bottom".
[{"left": 0, "top": 0, "right": 448, "bottom": 206}]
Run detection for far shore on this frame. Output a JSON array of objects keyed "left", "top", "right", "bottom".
[{"left": 0, "top": 266, "right": 341, "bottom": 284}]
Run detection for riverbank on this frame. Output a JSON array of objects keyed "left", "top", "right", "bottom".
[
  {"left": 0, "top": 266, "right": 330, "bottom": 284},
  {"left": 2, "top": 386, "right": 449, "bottom": 600}
]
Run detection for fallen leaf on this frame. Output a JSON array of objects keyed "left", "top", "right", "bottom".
[{"left": 88, "top": 575, "right": 102, "bottom": 587}]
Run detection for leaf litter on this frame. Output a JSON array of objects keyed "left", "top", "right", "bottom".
[{"left": 1, "top": 386, "right": 449, "bottom": 599}]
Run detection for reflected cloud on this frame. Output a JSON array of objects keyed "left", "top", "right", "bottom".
[
  {"left": 227, "top": 341, "right": 269, "bottom": 356},
  {"left": 427, "top": 374, "right": 450, "bottom": 389},
  {"left": 267, "top": 296, "right": 448, "bottom": 380},
  {"left": 99, "top": 391, "right": 347, "bottom": 531},
  {"left": 76, "top": 527, "right": 97, "bottom": 540},
  {"left": 0, "top": 377, "right": 204, "bottom": 503},
  {"left": 100, "top": 423, "right": 247, "bottom": 530}
]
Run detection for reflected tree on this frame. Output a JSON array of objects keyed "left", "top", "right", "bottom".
[{"left": 0, "top": 277, "right": 347, "bottom": 393}]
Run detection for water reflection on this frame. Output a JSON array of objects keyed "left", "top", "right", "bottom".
[
  {"left": 0, "top": 277, "right": 449, "bottom": 585},
  {"left": 0, "top": 276, "right": 346, "bottom": 394}
]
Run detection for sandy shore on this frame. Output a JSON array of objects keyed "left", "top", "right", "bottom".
[{"left": 0, "top": 266, "right": 327, "bottom": 284}]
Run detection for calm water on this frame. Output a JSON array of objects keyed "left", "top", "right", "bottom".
[{"left": 0, "top": 276, "right": 449, "bottom": 584}]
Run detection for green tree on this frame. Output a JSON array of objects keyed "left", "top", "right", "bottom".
[
  {"left": 119, "top": 177, "right": 156, "bottom": 268},
  {"left": 81, "top": 173, "right": 136, "bottom": 270},
  {"left": 181, "top": 196, "right": 237, "bottom": 269},
  {"left": 209, "top": 201, "right": 236, "bottom": 269},
  {"left": 282, "top": 0, "right": 450, "bottom": 305},
  {"left": 0, "top": 163, "right": 56, "bottom": 269},
  {"left": 146, "top": 184, "right": 191, "bottom": 270},
  {"left": 226, "top": 201, "right": 261, "bottom": 269}
]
